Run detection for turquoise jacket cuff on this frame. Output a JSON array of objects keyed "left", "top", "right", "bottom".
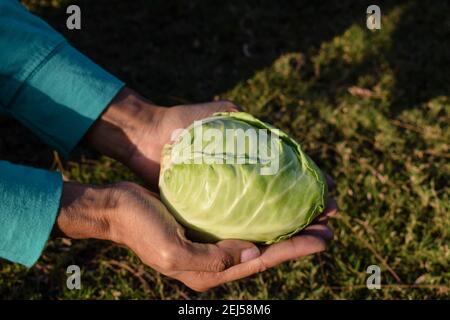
[
  {"left": 0, "top": 0, "right": 125, "bottom": 267},
  {"left": 8, "top": 41, "right": 125, "bottom": 157},
  {"left": 0, "top": 161, "right": 63, "bottom": 267}
]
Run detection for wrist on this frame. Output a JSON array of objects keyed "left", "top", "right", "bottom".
[
  {"left": 86, "top": 87, "right": 163, "bottom": 165},
  {"left": 54, "top": 182, "right": 119, "bottom": 241}
]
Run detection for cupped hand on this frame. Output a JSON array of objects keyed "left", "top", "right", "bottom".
[
  {"left": 55, "top": 178, "right": 337, "bottom": 292},
  {"left": 82, "top": 87, "right": 338, "bottom": 291}
]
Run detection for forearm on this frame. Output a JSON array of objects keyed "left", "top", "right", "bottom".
[
  {"left": 85, "top": 88, "right": 154, "bottom": 162},
  {"left": 85, "top": 88, "right": 165, "bottom": 187},
  {"left": 54, "top": 182, "right": 118, "bottom": 241}
]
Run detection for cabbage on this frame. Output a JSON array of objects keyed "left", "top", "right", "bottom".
[{"left": 159, "top": 112, "right": 327, "bottom": 244}]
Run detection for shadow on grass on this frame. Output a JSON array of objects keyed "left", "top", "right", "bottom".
[
  {"left": 27, "top": 0, "right": 449, "bottom": 115},
  {"left": 34, "top": 0, "right": 407, "bottom": 104},
  {"left": 6, "top": 0, "right": 414, "bottom": 166},
  {"left": 387, "top": 1, "right": 450, "bottom": 113}
]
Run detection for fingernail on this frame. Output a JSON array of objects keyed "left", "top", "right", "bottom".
[{"left": 240, "top": 247, "right": 260, "bottom": 263}]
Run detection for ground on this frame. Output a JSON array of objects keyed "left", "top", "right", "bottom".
[{"left": 0, "top": 0, "right": 448, "bottom": 299}]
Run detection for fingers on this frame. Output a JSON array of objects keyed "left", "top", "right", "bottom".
[
  {"left": 257, "top": 233, "right": 328, "bottom": 266},
  {"left": 322, "top": 174, "right": 338, "bottom": 220},
  {"left": 216, "top": 240, "right": 261, "bottom": 263},
  {"left": 314, "top": 198, "right": 338, "bottom": 225},
  {"left": 172, "top": 239, "right": 260, "bottom": 273},
  {"left": 212, "top": 100, "right": 242, "bottom": 112},
  {"left": 170, "top": 196, "right": 337, "bottom": 290},
  {"left": 176, "top": 220, "right": 334, "bottom": 274},
  {"left": 193, "top": 100, "right": 242, "bottom": 113},
  {"left": 158, "top": 173, "right": 337, "bottom": 291},
  {"left": 174, "top": 233, "right": 327, "bottom": 292},
  {"left": 325, "top": 174, "right": 335, "bottom": 190},
  {"left": 323, "top": 198, "right": 338, "bottom": 217},
  {"left": 301, "top": 224, "right": 333, "bottom": 240}
]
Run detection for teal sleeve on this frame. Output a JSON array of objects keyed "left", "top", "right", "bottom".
[
  {"left": 0, "top": 0, "right": 125, "bottom": 267},
  {"left": 0, "top": 161, "right": 63, "bottom": 267},
  {"left": 0, "top": 0, "right": 125, "bottom": 157}
]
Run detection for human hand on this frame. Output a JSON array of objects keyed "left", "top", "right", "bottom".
[
  {"left": 55, "top": 180, "right": 337, "bottom": 292},
  {"left": 86, "top": 87, "right": 240, "bottom": 188},
  {"left": 83, "top": 87, "right": 338, "bottom": 291}
]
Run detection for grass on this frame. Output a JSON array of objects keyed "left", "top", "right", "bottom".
[{"left": 0, "top": 0, "right": 449, "bottom": 299}]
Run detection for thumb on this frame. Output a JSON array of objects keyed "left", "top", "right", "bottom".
[
  {"left": 197, "top": 100, "right": 242, "bottom": 113},
  {"left": 182, "top": 240, "right": 261, "bottom": 272},
  {"left": 217, "top": 240, "right": 261, "bottom": 264}
]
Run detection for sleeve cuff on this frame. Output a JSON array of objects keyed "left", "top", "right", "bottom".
[
  {"left": 9, "top": 41, "right": 125, "bottom": 157},
  {"left": 0, "top": 161, "right": 63, "bottom": 267}
]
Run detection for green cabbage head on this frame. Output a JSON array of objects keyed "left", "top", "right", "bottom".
[{"left": 159, "top": 112, "right": 327, "bottom": 244}]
